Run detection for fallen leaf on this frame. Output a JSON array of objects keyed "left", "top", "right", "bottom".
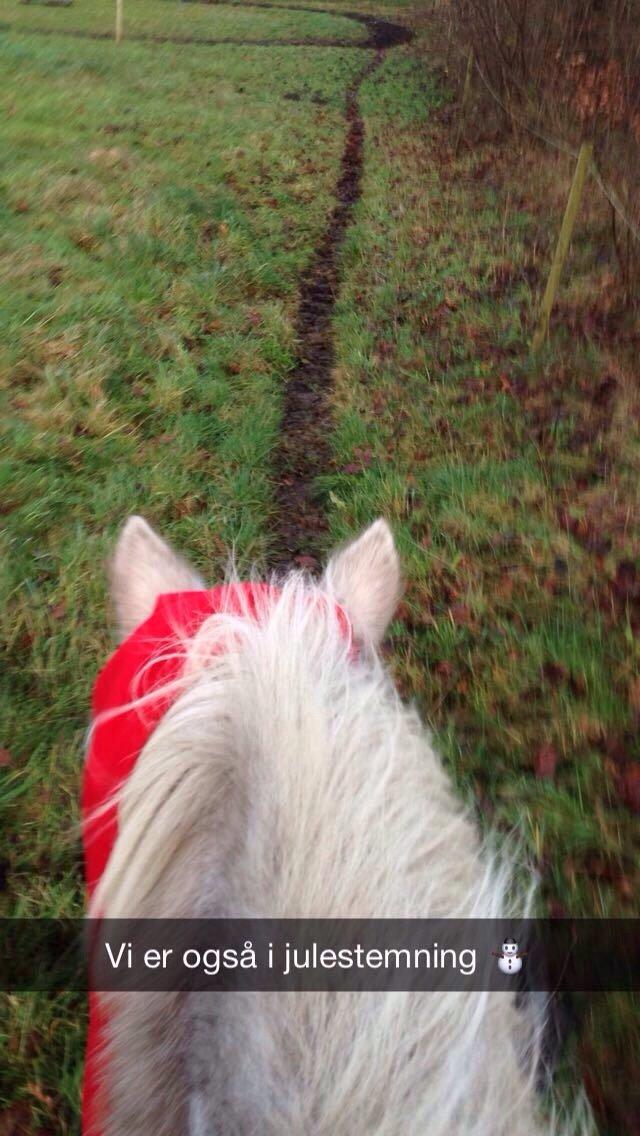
[
  {"left": 612, "top": 560, "right": 638, "bottom": 600},
  {"left": 534, "top": 743, "right": 558, "bottom": 779},
  {"left": 541, "top": 661, "right": 568, "bottom": 688},
  {"left": 569, "top": 672, "right": 587, "bottom": 698},
  {"left": 294, "top": 554, "right": 318, "bottom": 571},
  {"left": 548, "top": 898, "right": 568, "bottom": 918},
  {"left": 0, "top": 748, "right": 11, "bottom": 767},
  {"left": 615, "top": 875, "right": 634, "bottom": 901},
  {"left": 72, "top": 230, "right": 98, "bottom": 252},
  {"left": 618, "top": 764, "right": 640, "bottom": 813},
  {"left": 0, "top": 1103, "right": 32, "bottom": 1135},
  {"left": 395, "top": 602, "right": 412, "bottom": 624},
  {"left": 604, "top": 734, "right": 630, "bottom": 766},
  {"left": 628, "top": 676, "right": 640, "bottom": 714},
  {"left": 449, "top": 603, "right": 472, "bottom": 626},
  {"left": 26, "top": 1082, "right": 54, "bottom": 1109},
  {"left": 353, "top": 447, "right": 372, "bottom": 467}
]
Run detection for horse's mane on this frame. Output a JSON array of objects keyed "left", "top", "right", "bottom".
[{"left": 91, "top": 570, "right": 510, "bottom": 923}]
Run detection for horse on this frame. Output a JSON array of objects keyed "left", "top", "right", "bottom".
[{"left": 83, "top": 514, "right": 592, "bottom": 1136}]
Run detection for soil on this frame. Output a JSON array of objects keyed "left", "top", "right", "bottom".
[{"left": 270, "top": 22, "right": 411, "bottom": 570}]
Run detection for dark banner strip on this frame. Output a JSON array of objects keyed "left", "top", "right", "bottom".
[{"left": 1, "top": 918, "right": 638, "bottom": 992}]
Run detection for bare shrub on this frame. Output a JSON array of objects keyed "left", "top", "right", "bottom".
[{"left": 450, "top": 0, "right": 640, "bottom": 297}]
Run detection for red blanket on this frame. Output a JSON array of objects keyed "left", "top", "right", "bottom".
[{"left": 81, "top": 583, "right": 351, "bottom": 1133}]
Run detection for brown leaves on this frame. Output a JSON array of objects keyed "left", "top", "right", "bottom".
[
  {"left": 568, "top": 56, "right": 628, "bottom": 128},
  {"left": 628, "top": 676, "right": 640, "bottom": 719},
  {"left": 534, "top": 742, "right": 559, "bottom": 779},
  {"left": 342, "top": 447, "right": 373, "bottom": 475},
  {"left": 541, "top": 660, "right": 587, "bottom": 698},
  {"left": 199, "top": 317, "right": 223, "bottom": 336},
  {"left": 0, "top": 748, "right": 11, "bottom": 768},
  {"left": 294, "top": 554, "right": 319, "bottom": 571},
  {"left": 556, "top": 506, "right": 612, "bottom": 556},
  {"left": 25, "top": 1083, "right": 55, "bottom": 1110},
  {"left": 448, "top": 602, "right": 473, "bottom": 627},
  {"left": 39, "top": 336, "right": 78, "bottom": 365},
  {"left": 0, "top": 1103, "right": 33, "bottom": 1136},
  {"left": 602, "top": 734, "right": 640, "bottom": 814},
  {"left": 71, "top": 230, "right": 98, "bottom": 253},
  {"left": 175, "top": 495, "right": 206, "bottom": 519},
  {"left": 611, "top": 560, "right": 638, "bottom": 602},
  {"left": 541, "top": 661, "right": 568, "bottom": 688},
  {"left": 617, "top": 765, "right": 640, "bottom": 814}
]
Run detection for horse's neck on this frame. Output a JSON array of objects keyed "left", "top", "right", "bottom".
[{"left": 101, "top": 613, "right": 489, "bottom": 921}]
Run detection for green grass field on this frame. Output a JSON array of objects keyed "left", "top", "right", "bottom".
[
  {"left": 2, "top": 0, "right": 367, "bottom": 40},
  {"left": 1, "top": 0, "right": 638, "bottom": 1130}
]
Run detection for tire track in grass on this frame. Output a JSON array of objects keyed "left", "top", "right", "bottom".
[
  {"left": 6, "top": 2, "right": 411, "bottom": 569},
  {"left": 270, "top": 44, "right": 395, "bottom": 569}
]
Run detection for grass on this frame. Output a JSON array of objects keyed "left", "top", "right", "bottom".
[
  {"left": 325, "top": 35, "right": 640, "bottom": 918},
  {"left": 322, "top": 19, "right": 639, "bottom": 1132},
  {"left": 1, "top": 0, "right": 638, "bottom": 1132},
  {"left": 2, "top": 0, "right": 367, "bottom": 41},
  {"left": 0, "top": 8, "right": 366, "bottom": 1126}
]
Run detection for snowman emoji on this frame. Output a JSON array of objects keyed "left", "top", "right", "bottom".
[{"left": 492, "top": 937, "right": 527, "bottom": 975}]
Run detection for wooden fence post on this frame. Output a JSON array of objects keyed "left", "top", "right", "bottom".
[
  {"left": 115, "top": 0, "right": 123, "bottom": 43},
  {"left": 531, "top": 141, "right": 593, "bottom": 353},
  {"left": 454, "top": 47, "right": 474, "bottom": 156}
]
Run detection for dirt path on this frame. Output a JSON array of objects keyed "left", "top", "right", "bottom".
[
  {"left": 182, "top": 7, "right": 412, "bottom": 570},
  {"left": 265, "top": 11, "right": 411, "bottom": 569},
  {"left": 13, "top": 1, "right": 411, "bottom": 570},
  {"left": 271, "top": 46, "right": 390, "bottom": 570}
]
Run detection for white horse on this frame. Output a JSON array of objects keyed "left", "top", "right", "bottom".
[{"left": 88, "top": 515, "right": 592, "bottom": 1136}]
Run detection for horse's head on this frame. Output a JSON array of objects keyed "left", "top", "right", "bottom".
[{"left": 85, "top": 515, "right": 590, "bottom": 1136}]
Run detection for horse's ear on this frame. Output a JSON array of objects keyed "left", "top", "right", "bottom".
[
  {"left": 323, "top": 518, "right": 402, "bottom": 645},
  {"left": 110, "top": 516, "right": 204, "bottom": 640}
]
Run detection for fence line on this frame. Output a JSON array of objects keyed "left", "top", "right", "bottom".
[{"left": 468, "top": 54, "right": 640, "bottom": 245}]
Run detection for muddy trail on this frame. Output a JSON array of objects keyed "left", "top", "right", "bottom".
[
  {"left": 183, "top": 7, "right": 413, "bottom": 569},
  {"left": 269, "top": 14, "right": 411, "bottom": 569},
  {"left": 271, "top": 48, "right": 390, "bottom": 570},
  {"left": 12, "top": 1, "right": 411, "bottom": 568}
]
